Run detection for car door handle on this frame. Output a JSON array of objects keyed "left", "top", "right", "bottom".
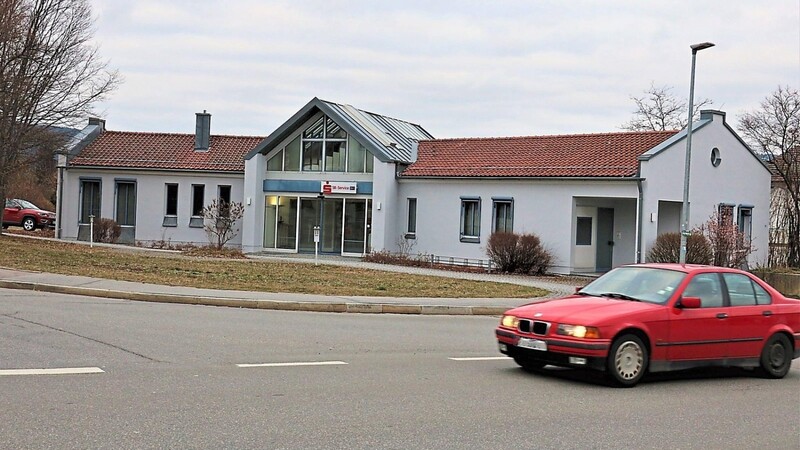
[
  {"left": 762, "top": 311, "right": 773, "bottom": 317},
  {"left": 716, "top": 313, "right": 728, "bottom": 319}
]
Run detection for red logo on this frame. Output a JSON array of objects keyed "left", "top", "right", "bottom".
[{"left": 322, "top": 184, "right": 332, "bottom": 195}]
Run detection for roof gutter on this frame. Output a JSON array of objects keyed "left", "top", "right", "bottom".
[{"left": 397, "top": 175, "right": 644, "bottom": 182}]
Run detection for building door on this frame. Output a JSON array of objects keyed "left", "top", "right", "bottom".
[
  {"left": 299, "top": 197, "right": 343, "bottom": 254},
  {"left": 596, "top": 207, "right": 614, "bottom": 271}
]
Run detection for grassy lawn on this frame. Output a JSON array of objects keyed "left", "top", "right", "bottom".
[{"left": 0, "top": 235, "right": 548, "bottom": 298}]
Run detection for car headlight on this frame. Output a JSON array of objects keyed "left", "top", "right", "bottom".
[
  {"left": 556, "top": 324, "right": 600, "bottom": 339},
  {"left": 501, "top": 315, "right": 519, "bottom": 329}
]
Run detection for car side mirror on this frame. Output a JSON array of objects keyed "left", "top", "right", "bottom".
[{"left": 679, "top": 296, "right": 701, "bottom": 309}]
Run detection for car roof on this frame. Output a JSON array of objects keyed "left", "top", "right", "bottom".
[{"left": 620, "top": 263, "right": 746, "bottom": 275}]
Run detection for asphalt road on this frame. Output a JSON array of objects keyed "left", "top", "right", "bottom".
[{"left": 1, "top": 289, "right": 799, "bottom": 450}]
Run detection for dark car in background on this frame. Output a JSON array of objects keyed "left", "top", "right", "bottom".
[{"left": 3, "top": 199, "right": 56, "bottom": 231}]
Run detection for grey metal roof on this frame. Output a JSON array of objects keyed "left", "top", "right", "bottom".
[{"left": 245, "top": 97, "right": 433, "bottom": 163}]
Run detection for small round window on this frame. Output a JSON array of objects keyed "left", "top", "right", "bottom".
[{"left": 710, "top": 147, "right": 722, "bottom": 167}]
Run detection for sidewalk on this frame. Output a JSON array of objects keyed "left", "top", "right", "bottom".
[{"left": 0, "top": 235, "right": 579, "bottom": 316}]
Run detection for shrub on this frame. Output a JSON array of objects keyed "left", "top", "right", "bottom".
[
  {"left": 698, "top": 210, "right": 754, "bottom": 268},
  {"left": 92, "top": 218, "right": 121, "bottom": 243},
  {"left": 647, "top": 232, "right": 712, "bottom": 264},
  {"left": 486, "top": 232, "right": 554, "bottom": 275}
]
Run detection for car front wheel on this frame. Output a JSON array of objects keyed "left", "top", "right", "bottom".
[
  {"left": 759, "top": 334, "right": 792, "bottom": 379},
  {"left": 22, "top": 217, "right": 36, "bottom": 231},
  {"left": 608, "top": 334, "right": 648, "bottom": 387}
]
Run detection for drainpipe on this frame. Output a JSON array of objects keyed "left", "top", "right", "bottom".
[
  {"left": 636, "top": 178, "right": 644, "bottom": 263},
  {"left": 56, "top": 153, "right": 67, "bottom": 239}
]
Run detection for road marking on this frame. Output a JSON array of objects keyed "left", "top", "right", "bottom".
[
  {"left": 236, "top": 361, "right": 348, "bottom": 368},
  {"left": 448, "top": 356, "right": 510, "bottom": 361},
  {"left": 0, "top": 367, "right": 105, "bottom": 376}
]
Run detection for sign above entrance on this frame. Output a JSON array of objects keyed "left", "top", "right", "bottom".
[{"left": 321, "top": 181, "right": 358, "bottom": 195}]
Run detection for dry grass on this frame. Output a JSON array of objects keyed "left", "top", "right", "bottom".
[{"left": 0, "top": 235, "right": 548, "bottom": 298}]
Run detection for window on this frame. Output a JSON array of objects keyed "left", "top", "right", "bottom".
[
  {"left": 738, "top": 206, "right": 753, "bottom": 242},
  {"left": 302, "top": 141, "right": 322, "bottom": 171},
  {"left": 269, "top": 116, "right": 376, "bottom": 174},
  {"left": 576, "top": 217, "right": 592, "bottom": 245},
  {"left": 683, "top": 273, "right": 724, "bottom": 308},
  {"left": 267, "top": 150, "right": 283, "bottom": 171},
  {"left": 723, "top": 273, "right": 771, "bottom": 306},
  {"left": 190, "top": 185, "right": 205, "bottom": 227},
  {"left": 284, "top": 136, "right": 300, "bottom": 171},
  {"left": 492, "top": 199, "right": 513, "bottom": 233},
  {"left": 460, "top": 198, "right": 481, "bottom": 242},
  {"left": 718, "top": 204, "right": 734, "bottom": 225},
  {"left": 115, "top": 181, "right": 136, "bottom": 226},
  {"left": 165, "top": 184, "right": 178, "bottom": 216},
  {"left": 163, "top": 184, "right": 178, "bottom": 227},
  {"left": 218, "top": 185, "right": 231, "bottom": 204},
  {"left": 406, "top": 198, "right": 417, "bottom": 236},
  {"left": 79, "top": 179, "right": 101, "bottom": 223}
]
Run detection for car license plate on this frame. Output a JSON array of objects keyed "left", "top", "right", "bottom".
[{"left": 518, "top": 337, "right": 547, "bottom": 351}]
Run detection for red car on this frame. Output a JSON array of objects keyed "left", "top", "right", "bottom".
[
  {"left": 496, "top": 263, "right": 800, "bottom": 387},
  {"left": 3, "top": 199, "right": 56, "bottom": 231}
]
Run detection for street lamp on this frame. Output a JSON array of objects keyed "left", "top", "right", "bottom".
[{"left": 679, "top": 41, "right": 715, "bottom": 265}]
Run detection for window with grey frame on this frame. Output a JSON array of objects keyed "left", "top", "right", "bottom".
[
  {"left": 737, "top": 206, "right": 753, "bottom": 242},
  {"left": 163, "top": 184, "right": 178, "bottom": 227},
  {"left": 492, "top": 199, "right": 513, "bottom": 233},
  {"left": 460, "top": 198, "right": 481, "bottom": 243},
  {"left": 189, "top": 184, "right": 205, "bottom": 227},
  {"left": 406, "top": 198, "right": 417, "bottom": 237},
  {"left": 79, "top": 179, "right": 101, "bottom": 223},
  {"left": 115, "top": 181, "right": 136, "bottom": 226}
]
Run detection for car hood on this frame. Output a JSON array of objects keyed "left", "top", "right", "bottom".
[
  {"left": 508, "top": 296, "right": 661, "bottom": 325},
  {"left": 29, "top": 208, "right": 54, "bottom": 215}
]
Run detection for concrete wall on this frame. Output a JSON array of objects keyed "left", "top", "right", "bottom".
[
  {"left": 396, "top": 178, "right": 639, "bottom": 274},
  {"left": 61, "top": 168, "right": 244, "bottom": 246},
  {"left": 639, "top": 111, "right": 771, "bottom": 267}
]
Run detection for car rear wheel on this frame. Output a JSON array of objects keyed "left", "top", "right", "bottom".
[
  {"left": 758, "top": 334, "right": 792, "bottom": 379},
  {"left": 513, "top": 355, "right": 545, "bottom": 371},
  {"left": 607, "top": 334, "right": 648, "bottom": 387},
  {"left": 22, "top": 217, "right": 36, "bottom": 231}
]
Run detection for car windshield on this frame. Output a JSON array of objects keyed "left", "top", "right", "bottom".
[
  {"left": 578, "top": 267, "right": 686, "bottom": 304},
  {"left": 16, "top": 199, "right": 39, "bottom": 209}
]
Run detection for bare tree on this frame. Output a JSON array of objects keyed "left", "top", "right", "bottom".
[
  {"left": 203, "top": 200, "right": 245, "bottom": 250},
  {"left": 0, "top": 0, "right": 119, "bottom": 231},
  {"left": 737, "top": 86, "right": 800, "bottom": 267},
  {"left": 621, "top": 82, "right": 713, "bottom": 131}
]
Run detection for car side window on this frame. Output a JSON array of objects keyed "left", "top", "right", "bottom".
[
  {"left": 683, "top": 273, "right": 724, "bottom": 308},
  {"left": 752, "top": 281, "right": 772, "bottom": 305},
  {"left": 722, "top": 273, "right": 757, "bottom": 306}
]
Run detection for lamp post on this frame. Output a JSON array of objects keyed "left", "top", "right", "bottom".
[{"left": 679, "top": 41, "right": 715, "bottom": 265}]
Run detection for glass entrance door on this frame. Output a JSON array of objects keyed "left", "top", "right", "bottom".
[
  {"left": 299, "top": 197, "right": 343, "bottom": 253},
  {"left": 298, "top": 198, "right": 319, "bottom": 252}
]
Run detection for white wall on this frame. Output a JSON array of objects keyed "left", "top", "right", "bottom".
[
  {"left": 242, "top": 156, "right": 265, "bottom": 252},
  {"left": 640, "top": 112, "right": 771, "bottom": 266},
  {"left": 369, "top": 159, "right": 399, "bottom": 253},
  {"left": 397, "top": 178, "right": 639, "bottom": 273},
  {"left": 61, "top": 168, "right": 245, "bottom": 246}
]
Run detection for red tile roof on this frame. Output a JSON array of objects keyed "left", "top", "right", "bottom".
[
  {"left": 70, "top": 131, "right": 265, "bottom": 172},
  {"left": 402, "top": 130, "right": 679, "bottom": 178}
]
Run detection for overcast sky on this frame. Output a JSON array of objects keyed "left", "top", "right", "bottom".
[{"left": 89, "top": 0, "right": 800, "bottom": 139}]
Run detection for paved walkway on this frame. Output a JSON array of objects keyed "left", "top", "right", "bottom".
[{"left": 0, "top": 234, "right": 582, "bottom": 316}]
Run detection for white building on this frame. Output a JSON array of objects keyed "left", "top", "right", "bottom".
[
  {"left": 61, "top": 100, "right": 770, "bottom": 274},
  {"left": 60, "top": 113, "right": 263, "bottom": 246},
  {"left": 396, "top": 110, "right": 770, "bottom": 273}
]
